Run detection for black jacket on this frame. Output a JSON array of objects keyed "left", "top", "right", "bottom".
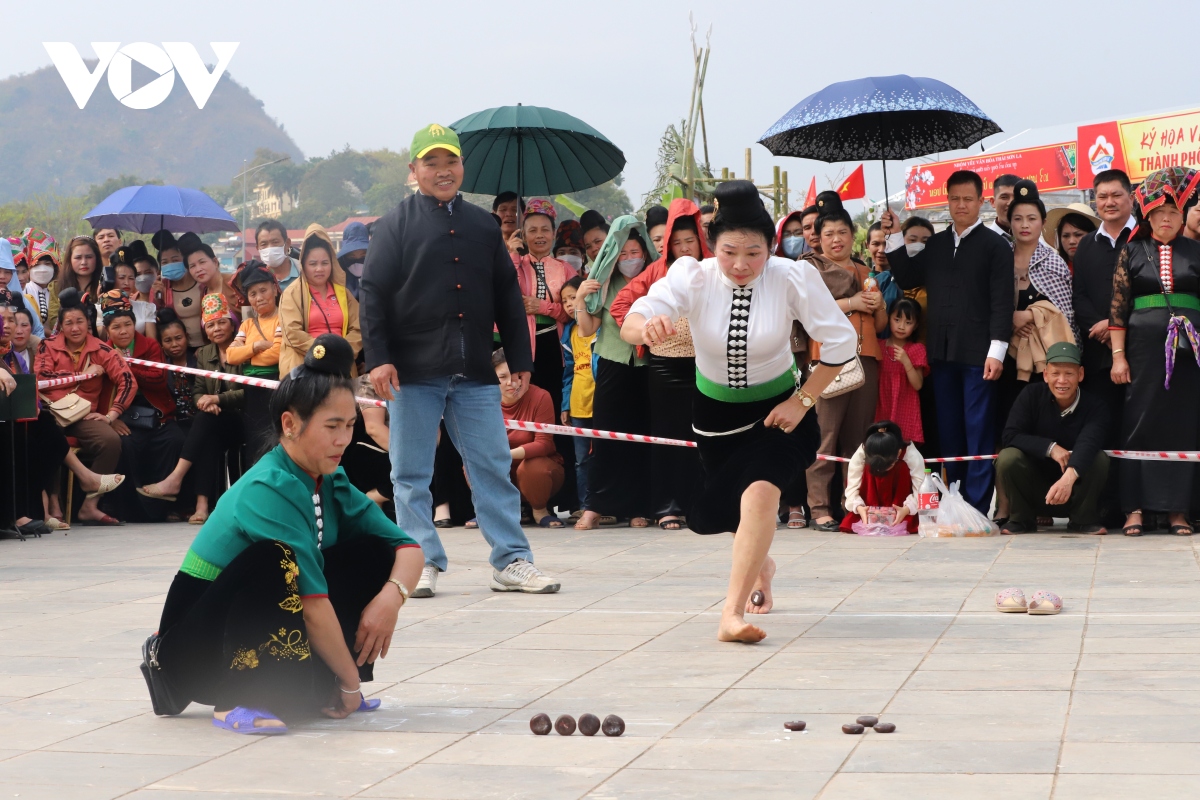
[
  {"left": 887, "top": 223, "right": 1014, "bottom": 365},
  {"left": 1001, "top": 382, "right": 1109, "bottom": 475},
  {"left": 360, "top": 193, "right": 533, "bottom": 383},
  {"left": 1072, "top": 227, "right": 1130, "bottom": 373}
]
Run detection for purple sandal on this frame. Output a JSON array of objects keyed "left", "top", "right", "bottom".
[
  {"left": 212, "top": 707, "right": 288, "bottom": 735},
  {"left": 358, "top": 695, "right": 381, "bottom": 711}
]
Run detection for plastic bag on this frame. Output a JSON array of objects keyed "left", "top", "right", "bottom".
[
  {"left": 852, "top": 520, "right": 911, "bottom": 536},
  {"left": 923, "top": 475, "right": 999, "bottom": 537}
]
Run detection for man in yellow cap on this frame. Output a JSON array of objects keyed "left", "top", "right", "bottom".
[{"left": 360, "top": 124, "right": 559, "bottom": 599}]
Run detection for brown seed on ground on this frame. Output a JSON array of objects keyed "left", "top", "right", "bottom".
[
  {"left": 784, "top": 720, "right": 806, "bottom": 731},
  {"left": 874, "top": 722, "right": 896, "bottom": 733},
  {"left": 856, "top": 715, "right": 878, "bottom": 727},
  {"left": 842, "top": 723, "right": 865, "bottom": 734},
  {"left": 751, "top": 590, "right": 765, "bottom": 607},
  {"left": 578, "top": 713, "right": 601, "bottom": 736},
  {"left": 602, "top": 714, "right": 626, "bottom": 736},
  {"left": 530, "top": 713, "right": 552, "bottom": 735},
  {"left": 555, "top": 714, "right": 577, "bottom": 735}
]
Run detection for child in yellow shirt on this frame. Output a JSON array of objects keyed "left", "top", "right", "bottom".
[{"left": 559, "top": 278, "right": 596, "bottom": 510}]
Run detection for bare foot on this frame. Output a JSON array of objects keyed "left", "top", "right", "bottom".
[
  {"left": 143, "top": 477, "right": 183, "bottom": 498},
  {"left": 717, "top": 611, "right": 767, "bottom": 643},
  {"left": 213, "top": 709, "right": 285, "bottom": 730},
  {"left": 746, "top": 556, "right": 776, "bottom": 615},
  {"left": 630, "top": 517, "right": 650, "bottom": 528},
  {"left": 575, "top": 510, "right": 600, "bottom": 530}
]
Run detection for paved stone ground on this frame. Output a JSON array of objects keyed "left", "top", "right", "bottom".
[{"left": 3, "top": 523, "right": 1200, "bottom": 798}]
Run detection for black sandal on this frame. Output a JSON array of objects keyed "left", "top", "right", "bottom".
[
  {"left": 1171, "top": 525, "right": 1194, "bottom": 536},
  {"left": 658, "top": 518, "right": 683, "bottom": 530},
  {"left": 1123, "top": 524, "right": 1143, "bottom": 536}
]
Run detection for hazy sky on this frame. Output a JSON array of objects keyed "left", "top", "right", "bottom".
[{"left": 5, "top": 0, "right": 1181, "bottom": 209}]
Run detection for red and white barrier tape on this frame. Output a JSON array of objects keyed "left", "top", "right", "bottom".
[
  {"left": 41, "top": 358, "right": 1200, "bottom": 463},
  {"left": 35, "top": 373, "right": 93, "bottom": 390}
]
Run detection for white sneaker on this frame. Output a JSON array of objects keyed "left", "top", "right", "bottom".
[
  {"left": 490, "top": 559, "right": 561, "bottom": 594},
  {"left": 411, "top": 565, "right": 438, "bottom": 598}
]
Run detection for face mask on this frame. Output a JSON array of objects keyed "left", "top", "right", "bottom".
[
  {"left": 161, "top": 262, "right": 187, "bottom": 281},
  {"left": 781, "top": 235, "right": 805, "bottom": 258},
  {"left": 617, "top": 257, "right": 644, "bottom": 278},
  {"left": 347, "top": 262, "right": 364, "bottom": 278},
  {"left": 905, "top": 242, "right": 926, "bottom": 257},
  {"left": 260, "top": 246, "right": 287, "bottom": 268},
  {"left": 134, "top": 274, "right": 156, "bottom": 294},
  {"left": 29, "top": 265, "right": 55, "bottom": 286},
  {"left": 558, "top": 254, "right": 583, "bottom": 271}
]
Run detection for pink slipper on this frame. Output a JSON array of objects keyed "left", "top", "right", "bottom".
[
  {"left": 1027, "top": 590, "right": 1062, "bottom": 615},
  {"left": 995, "top": 587, "right": 1027, "bottom": 613}
]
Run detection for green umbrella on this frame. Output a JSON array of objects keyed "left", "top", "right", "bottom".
[{"left": 449, "top": 104, "right": 626, "bottom": 198}]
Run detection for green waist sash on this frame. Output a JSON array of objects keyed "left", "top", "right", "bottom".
[
  {"left": 1134, "top": 293, "right": 1200, "bottom": 312},
  {"left": 242, "top": 364, "right": 279, "bottom": 378},
  {"left": 535, "top": 314, "right": 557, "bottom": 327},
  {"left": 696, "top": 367, "right": 797, "bottom": 403},
  {"left": 180, "top": 549, "right": 222, "bottom": 581}
]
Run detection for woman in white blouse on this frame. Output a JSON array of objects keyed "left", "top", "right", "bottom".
[{"left": 622, "top": 181, "right": 857, "bottom": 643}]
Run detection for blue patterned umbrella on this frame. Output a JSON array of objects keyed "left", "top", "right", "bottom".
[{"left": 758, "top": 75, "right": 1001, "bottom": 201}]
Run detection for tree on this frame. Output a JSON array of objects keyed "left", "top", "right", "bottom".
[{"left": 85, "top": 174, "right": 163, "bottom": 208}]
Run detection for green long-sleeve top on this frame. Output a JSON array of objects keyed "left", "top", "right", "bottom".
[
  {"left": 192, "top": 343, "right": 245, "bottom": 410},
  {"left": 181, "top": 444, "right": 419, "bottom": 596}
]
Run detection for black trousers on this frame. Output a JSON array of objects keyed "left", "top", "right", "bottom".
[
  {"left": 343, "top": 416, "right": 393, "bottom": 501},
  {"left": 241, "top": 386, "right": 275, "bottom": 467},
  {"left": 587, "top": 358, "right": 651, "bottom": 518},
  {"left": 156, "top": 535, "right": 394, "bottom": 716},
  {"left": 648, "top": 355, "right": 701, "bottom": 519},
  {"left": 530, "top": 326, "right": 578, "bottom": 511},
  {"left": 181, "top": 410, "right": 245, "bottom": 501},
  {"left": 14, "top": 414, "right": 69, "bottom": 519},
  {"left": 117, "top": 422, "right": 186, "bottom": 522}
]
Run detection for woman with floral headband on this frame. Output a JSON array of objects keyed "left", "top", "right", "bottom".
[{"left": 1110, "top": 166, "right": 1200, "bottom": 536}]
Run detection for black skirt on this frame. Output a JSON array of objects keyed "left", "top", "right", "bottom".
[{"left": 689, "top": 387, "right": 821, "bottom": 535}]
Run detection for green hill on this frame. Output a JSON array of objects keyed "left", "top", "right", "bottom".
[{"left": 0, "top": 63, "right": 303, "bottom": 204}]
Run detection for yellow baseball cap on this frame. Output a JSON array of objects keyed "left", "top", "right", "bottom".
[{"left": 411, "top": 123, "right": 462, "bottom": 160}]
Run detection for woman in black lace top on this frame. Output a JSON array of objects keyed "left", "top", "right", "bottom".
[{"left": 1109, "top": 167, "right": 1200, "bottom": 536}]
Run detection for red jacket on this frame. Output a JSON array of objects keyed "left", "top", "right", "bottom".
[
  {"left": 610, "top": 198, "right": 713, "bottom": 355},
  {"left": 35, "top": 333, "right": 137, "bottom": 415},
  {"left": 501, "top": 384, "right": 562, "bottom": 462},
  {"left": 125, "top": 332, "right": 175, "bottom": 420}
]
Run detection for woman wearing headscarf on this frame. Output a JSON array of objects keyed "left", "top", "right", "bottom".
[
  {"left": 573, "top": 216, "right": 658, "bottom": 530},
  {"left": 227, "top": 264, "right": 283, "bottom": 465},
  {"left": 1110, "top": 166, "right": 1200, "bottom": 536},
  {"left": 35, "top": 288, "right": 133, "bottom": 525},
  {"left": 610, "top": 198, "right": 712, "bottom": 529},
  {"left": 21, "top": 229, "right": 59, "bottom": 332},
  {"left": 138, "top": 335, "right": 423, "bottom": 733},
  {"left": 623, "top": 181, "right": 856, "bottom": 641},
  {"left": 279, "top": 224, "right": 361, "bottom": 378},
  {"left": 800, "top": 194, "right": 888, "bottom": 531},
  {"left": 101, "top": 291, "right": 186, "bottom": 521},
  {"left": 138, "top": 294, "right": 247, "bottom": 524}
]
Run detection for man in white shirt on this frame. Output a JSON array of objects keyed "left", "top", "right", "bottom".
[{"left": 986, "top": 174, "right": 1019, "bottom": 241}]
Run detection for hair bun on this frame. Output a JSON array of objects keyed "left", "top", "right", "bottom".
[
  {"left": 304, "top": 334, "right": 355, "bottom": 378},
  {"left": 1012, "top": 179, "right": 1040, "bottom": 202},
  {"left": 58, "top": 287, "right": 83, "bottom": 310},
  {"left": 713, "top": 180, "right": 772, "bottom": 227},
  {"left": 815, "top": 190, "right": 845, "bottom": 216}
]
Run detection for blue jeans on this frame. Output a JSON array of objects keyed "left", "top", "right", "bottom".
[
  {"left": 388, "top": 375, "right": 532, "bottom": 573},
  {"left": 931, "top": 360, "right": 996, "bottom": 514},
  {"left": 570, "top": 416, "right": 593, "bottom": 510}
]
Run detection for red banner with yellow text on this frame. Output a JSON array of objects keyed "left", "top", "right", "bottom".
[
  {"left": 1077, "top": 108, "right": 1200, "bottom": 188},
  {"left": 904, "top": 142, "right": 1077, "bottom": 210}
]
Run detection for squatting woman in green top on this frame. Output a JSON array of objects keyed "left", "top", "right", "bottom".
[{"left": 139, "top": 334, "right": 424, "bottom": 734}]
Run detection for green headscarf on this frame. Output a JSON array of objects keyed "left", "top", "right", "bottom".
[{"left": 583, "top": 214, "right": 659, "bottom": 316}]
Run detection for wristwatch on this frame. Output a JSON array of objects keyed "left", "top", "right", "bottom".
[
  {"left": 796, "top": 389, "right": 816, "bottom": 409},
  {"left": 388, "top": 578, "right": 410, "bottom": 602}
]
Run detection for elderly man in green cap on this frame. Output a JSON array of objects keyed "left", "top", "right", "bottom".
[
  {"left": 360, "top": 123, "right": 559, "bottom": 597},
  {"left": 996, "top": 342, "right": 1110, "bottom": 534}
]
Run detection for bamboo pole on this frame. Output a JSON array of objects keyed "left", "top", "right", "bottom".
[
  {"left": 745, "top": 149, "right": 751, "bottom": 183},
  {"left": 773, "top": 166, "right": 782, "bottom": 219},
  {"left": 782, "top": 171, "right": 790, "bottom": 215}
]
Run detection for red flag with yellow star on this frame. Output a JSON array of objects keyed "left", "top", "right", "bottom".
[
  {"left": 836, "top": 164, "right": 866, "bottom": 200},
  {"left": 802, "top": 176, "right": 817, "bottom": 209}
]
